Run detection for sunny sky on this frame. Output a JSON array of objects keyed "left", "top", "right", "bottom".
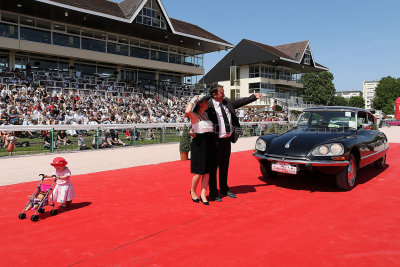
[{"left": 113, "top": 0, "right": 400, "bottom": 92}]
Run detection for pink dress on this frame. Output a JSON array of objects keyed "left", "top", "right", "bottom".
[{"left": 51, "top": 167, "right": 76, "bottom": 203}]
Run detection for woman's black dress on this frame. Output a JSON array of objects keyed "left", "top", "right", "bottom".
[{"left": 191, "top": 132, "right": 215, "bottom": 175}]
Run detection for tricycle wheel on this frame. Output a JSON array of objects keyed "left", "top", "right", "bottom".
[
  {"left": 50, "top": 209, "right": 58, "bottom": 216},
  {"left": 260, "top": 164, "right": 277, "bottom": 178},
  {"left": 38, "top": 208, "right": 45, "bottom": 214},
  {"left": 18, "top": 213, "right": 26, "bottom": 220},
  {"left": 31, "top": 215, "right": 39, "bottom": 222}
]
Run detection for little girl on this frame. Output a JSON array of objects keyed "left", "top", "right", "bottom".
[{"left": 45, "top": 157, "right": 76, "bottom": 208}]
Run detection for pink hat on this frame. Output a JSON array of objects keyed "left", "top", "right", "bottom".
[{"left": 50, "top": 157, "right": 68, "bottom": 166}]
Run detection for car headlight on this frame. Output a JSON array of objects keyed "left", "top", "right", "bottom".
[
  {"left": 255, "top": 138, "right": 266, "bottom": 151},
  {"left": 312, "top": 143, "right": 344, "bottom": 156},
  {"left": 318, "top": 145, "right": 329, "bottom": 155},
  {"left": 330, "top": 143, "right": 344, "bottom": 155}
]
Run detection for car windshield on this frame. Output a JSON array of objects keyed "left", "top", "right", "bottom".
[{"left": 297, "top": 110, "right": 357, "bottom": 129}]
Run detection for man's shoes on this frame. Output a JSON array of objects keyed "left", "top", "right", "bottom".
[
  {"left": 209, "top": 195, "right": 222, "bottom": 202},
  {"left": 221, "top": 191, "right": 237, "bottom": 198}
]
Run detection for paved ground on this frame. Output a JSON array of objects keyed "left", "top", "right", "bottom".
[{"left": 1, "top": 126, "right": 399, "bottom": 186}]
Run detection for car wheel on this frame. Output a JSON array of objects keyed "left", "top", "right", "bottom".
[
  {"left": 260, "top": 164, "right": 277, "bottom": 178},
  {"left": 336, "top": 153, "right": 358, "bottom": 191},
  {"left": 373, "top": 154, "right": 386, "bottom": 169}
]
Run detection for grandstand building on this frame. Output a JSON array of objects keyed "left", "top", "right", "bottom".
[
  {"left": 0, "top": 0, "right": 233, "bottom": 95},
  {"left": 201, "top": 39, "right": 328, "bottom": 110}
]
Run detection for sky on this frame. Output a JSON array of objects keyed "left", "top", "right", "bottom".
[{"left": 113, "top": 0, "right": 400, "bottom": 92}]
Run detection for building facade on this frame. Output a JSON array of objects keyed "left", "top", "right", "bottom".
[
  {"left": 201, "top": 39, "right": 328, "bottom": 109},
  {"left": 0, "top": 0, "right": 232, "bottom": 86},
  {"left": 363, "top": 81, "right": 379, "bottom": 110},
  {"left": 335, "top": 90, "right": 363, "bottom": 99}
]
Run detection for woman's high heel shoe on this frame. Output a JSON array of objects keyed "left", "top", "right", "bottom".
[
  {"left": 190, "top": 190, "right": 199, "bottom": 203},
  {"left": 200, "top": 196, "right": 209, "bottom": 206}
]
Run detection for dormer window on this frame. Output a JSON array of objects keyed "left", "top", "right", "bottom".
[
  {"left": 135, "top": 0, "right": 167, "bottom": 30},
  {"left": 303, "top": 46, "right": 311, "bottom": 65}
]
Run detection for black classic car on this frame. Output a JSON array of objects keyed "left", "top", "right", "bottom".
[{"left": 254, "top": 107, "right": 389, "bottom": 190}]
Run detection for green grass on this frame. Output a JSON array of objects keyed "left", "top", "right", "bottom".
[
  {"left": 0, "top": 128, "right": 182, "bottom": 157},
  {"left": 0, "top": 124, "right": 292, "bottom": 158}
]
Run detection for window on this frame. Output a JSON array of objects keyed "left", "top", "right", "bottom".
[
  {"left": 53, "top": 23, "right": 66, "bottom": 32},
  {"left": 53, "top": 32, "right": 80, "bottom": 48},
  {"left": 1, "top": 12, "right": 18, "bottom": 24},
  {"left": 81, "top": 38, "right": 106, "bottom": 52},
  {"left": 303, "top": 46, "right": 312, "bottom": 65},
  {"left": 20, "top": 16, "right": 35, "bottom": 26},
  {"left": 0, "top": 54, "right": 8, "bottom": 69},
  {"left": 0, "top": 23, "right": 18, "bottom": 39},
  {"left": 250, "top": 65, "right": 260, "bottom": 78},
  {"left": 150, "top": 50, "right": 168, "bottom": 62},
  {"left": 36, "top": 19, "right": 51, "bottom": 30},
  {"left": 230, "top": 66, "right": 240, "bottom": 86},
  {"left": 135, "top": 0, "right": 167, "bottom": 30},
  {"left": 107, "top": 43, "right": 129, "bottom": 56},
  {"left": 303, "top": 54, "right": 311, "bottom": 65},
  {"left": 130, "top": 46, "right": 149, "bottom": 59},
  {"left": 169, "top": 53, "right": 181, "bottom": 64},
  {"left": 367, "top": 113, "right": 378, "bottom": 130},
  {"left": 357, "top": 112, "right": 368, "bottom": 129},
  {"left": 138, "top": 71, "right": 156, "bottom": 80},
  {"left": 20, "top": 27, "right": 51, "bottom": 44}
]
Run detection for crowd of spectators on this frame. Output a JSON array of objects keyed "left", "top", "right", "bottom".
[{"left": 1, "top": 69, "right": 294, "bottom": 150}]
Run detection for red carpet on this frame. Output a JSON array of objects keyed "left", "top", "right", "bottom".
[{"left": 1, "top": 144, "right": 400, "bottom": 266}]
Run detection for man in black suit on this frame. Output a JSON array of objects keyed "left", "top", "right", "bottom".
[{"left": 206, "top": 85, "right": 262, "bottom": 201}]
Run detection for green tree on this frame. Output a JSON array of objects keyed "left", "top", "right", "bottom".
[
  {"left": 302, "top": 71, "right": 335, "bottom": 105},
  {"left": 372, "top": 76, "right": 400, "bottom": 114},
  {"left": 331, "top": 96, "right": 348, "bottom": 106},
  {"left": 348, "top": 96, "right": 365, "bottom": 108}
]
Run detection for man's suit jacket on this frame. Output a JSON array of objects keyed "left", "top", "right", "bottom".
[{"left": 206, "top": 94, "right": 257, "bottom": 143}]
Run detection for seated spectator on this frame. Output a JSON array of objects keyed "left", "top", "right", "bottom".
[
  {"left": 57, "top": 130, "right": 72, "bottom": 145},
  {"left": 43, "top": 131, "right": 58, "bottom": 150},
  {"left": 77, "top": 134, "right": 87, "bottom": 150},
  {"left": 92, "top": 130, "right": 109, "bottom": 149},
  {"left": 109, "top": 129, "right": 126, "bottom": 146},
  {"left": 145, "top": 128, "right": 156, "bottom": 140},
  {"left": 0, "top": 110, "right": 10, "bottom": 125}
]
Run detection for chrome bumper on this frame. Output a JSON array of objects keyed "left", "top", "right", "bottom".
[{"left": 253, "top": 152, "right": 349, "bottom": 167}]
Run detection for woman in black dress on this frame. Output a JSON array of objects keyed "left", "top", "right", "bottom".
[{"left": 185, "top": 95, "right": 215, "bottom": 205}]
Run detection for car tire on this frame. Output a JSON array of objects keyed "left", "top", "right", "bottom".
[
  {"left": 336, "top": 153, "right": 358, "bottom": 191},
  {"left": 373, "top": 154, "right": 386, "bottom": 169},
  {"left": 260, "top": 164, "right": 277, "bottom": 178}
]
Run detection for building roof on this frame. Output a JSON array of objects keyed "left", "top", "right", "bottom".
[
  {"left": 246, "top": 39, "right": 328, "bottom": 69},
  {"left": 49, "top": 0, "right": 126, "bottom": 17},
  {"left": 170, "top": 18, "right": 230, "bottom": 46},
  {"left": 246, "top": 40, "right": 293, "bottom": 60},
  {"left": 201, "top": 39, "right": 329, "bottom": 84},
  {"left": 274, "top": 40, "right": 309, "bottom": 61},
  {"left": 34, "top": 0, "right": 233, "bottom": 48}
]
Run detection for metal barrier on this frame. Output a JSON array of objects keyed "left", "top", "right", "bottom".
[{"left": 0, "top": 122, "right": 296, "bottom": 157}]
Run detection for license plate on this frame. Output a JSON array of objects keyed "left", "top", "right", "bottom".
[{"left": 271, "top": 162, "right": 297, "bottom": 175}]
